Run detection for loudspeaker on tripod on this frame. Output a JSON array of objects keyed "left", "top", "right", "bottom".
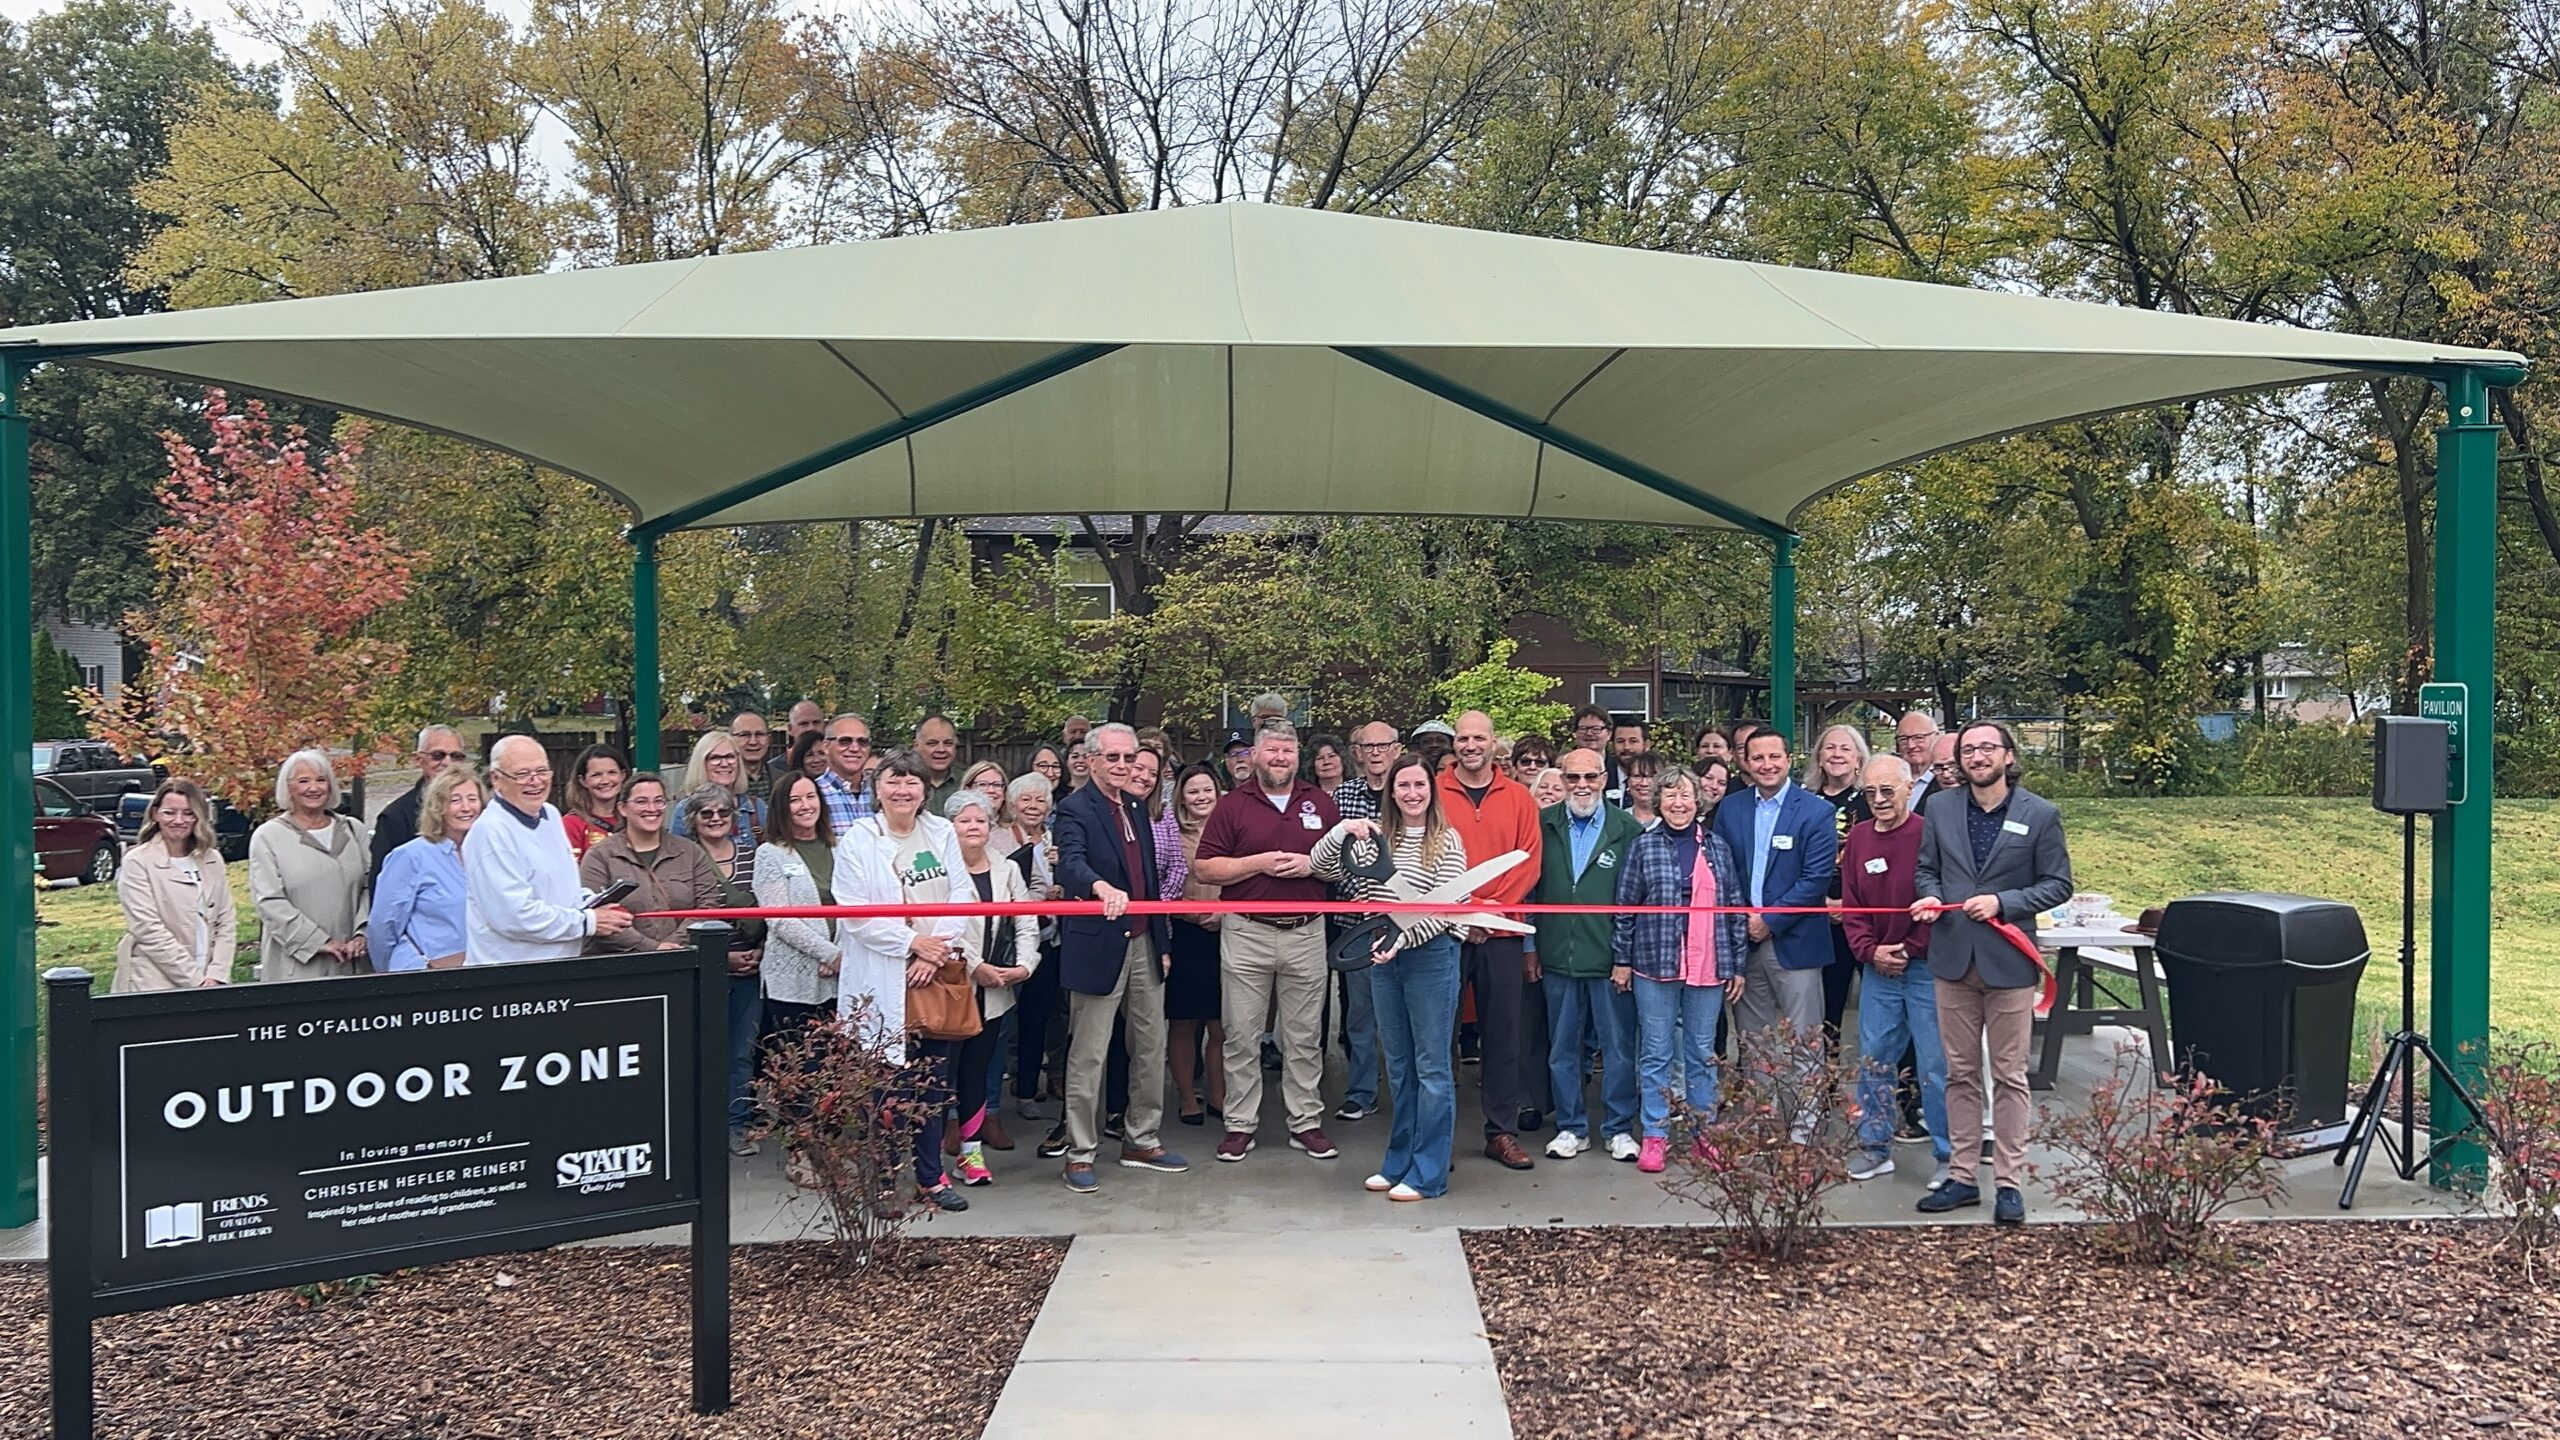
[{"left": 2371, "top": 716, "right": 2450, "bottom": 816}]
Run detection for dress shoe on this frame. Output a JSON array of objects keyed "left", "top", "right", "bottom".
[
  {"left": 1484, "top": 1133, "right": 1535, "bottom": 1170},
  {"left": 1917, "top": 1180, "right": 1981, "bottom": 1215},
  {"left": 981, "top": 1116, "right": 1014, "bottom": 1151},
  {"left": 1994, "top": 1186, "right": 2026, "bottom": 1225}
]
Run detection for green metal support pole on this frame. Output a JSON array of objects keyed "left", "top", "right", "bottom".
[
  {"left": 1, "top": 359, "right": 37, "bottom": 1228},
  {"left": 1770, "top": 534, "right": 1798, "bottom": 745},
  {"left": 632, "top": 533, "right": 660, "bottom": 774},
  {"left": 2430, "top": 368, "right": 2498, "bottom": 1187}
]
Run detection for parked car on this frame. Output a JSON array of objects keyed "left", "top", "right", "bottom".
[
  {"left": 114, "top": 789, "right": 250, "bottom": 863},
  {"left": 34, "top": 740, "right": 160, "bottom": 808},
  {"left": 36, "top": 778, "right": 122, "bottom": 886}
]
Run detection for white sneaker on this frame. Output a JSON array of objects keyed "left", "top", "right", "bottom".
[
  {"left": 1788, "top": 1120, "right": 1815, "bottom": 1145},
  {"left": 1545, "top": 1131, "right": 1588, "bottom": 1160},
  {"left": 1387, "top": 1183, "right": 1425, "bottom": 1202},
  {"left": 1847, "top": 1152, "right": 1896, "bottom": 1181},
  {"left": 1364, "top": 1172, "right": 1394, "bottom": 1193},
  {"left": 1606, "top": 1133, "right": 1641, "bottom": 1162}
]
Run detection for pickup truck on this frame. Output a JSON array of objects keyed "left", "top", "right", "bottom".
[{"left": 34, "top": 740, "right": 160, "bottom": 808}]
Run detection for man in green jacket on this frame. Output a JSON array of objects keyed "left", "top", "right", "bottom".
[{"left": 1535, "top": 749, "right": 1645, "bottom": 1161}]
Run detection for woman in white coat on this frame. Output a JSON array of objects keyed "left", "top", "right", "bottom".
[
  {"left": 833, "top": 748, "right": 975, "bottom": 1209},
  {"left": 945, "top": 789, "right": 1041, "bottom": 1186},
  {"left": 249, "top": 749, "right": 369, "bottom": 982}
]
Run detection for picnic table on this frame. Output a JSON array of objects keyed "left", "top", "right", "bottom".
[{"left": 2028, "top": 921, "right": 2167, "bottom": 1092}]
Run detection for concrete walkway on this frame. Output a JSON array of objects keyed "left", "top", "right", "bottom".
[{"left": 979, "top": 1228, "right": 1512, "bottom": 1440}]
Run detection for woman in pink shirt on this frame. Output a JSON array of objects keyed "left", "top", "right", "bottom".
[{"left": 1609, "top": 768, "right": 1750, "bottom": 1173}]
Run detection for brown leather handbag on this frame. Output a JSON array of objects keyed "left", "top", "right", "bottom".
[{"left": 905, "top": 957, "right": 982, "bottom": 1041}]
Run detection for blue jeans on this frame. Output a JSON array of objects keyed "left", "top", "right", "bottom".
[
  {"left": 983, "top": 1008, "right": 1014, "bottom": 1105},
  {"left": 1544, "top": 974, "right": 1636, "bottom": 1141},
  {"left": 1633, "top": 977, "right": 1725, "bottom": 1140},
  {"left": 1371, "top": 935, "right": 1462, "bottom": 1197},
  {"left": 727, "top": 973, "right": 763, "bottom": 1134},
  {"left": 1855, "top": 963, "right": 1949, "bottom": 1159},
  {"left": 1340, "top": 963, "right": 1380, "bottom": 1108}
]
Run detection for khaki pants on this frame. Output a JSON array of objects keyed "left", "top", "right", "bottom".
[
  {"left": 1936, "top": 965, "right": 2037, "bottom": 1188},
  {"left": 1220, "top": 919, "right": 1328, "bottom": 1135},
  {"left": 1065, "top": 934, "right": 1166, "bottom": 1165}
]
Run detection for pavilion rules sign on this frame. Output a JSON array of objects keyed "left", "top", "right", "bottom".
[
  {"left": 96, "top": 974, "right": 692, "bottom": 1292},
  {"left": 46, "top": 941, "right": 734, "bottom": 1439}
]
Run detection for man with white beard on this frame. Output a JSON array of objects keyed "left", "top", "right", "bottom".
[{"left": 1530, "top": 748, "right": 1646, "bottom": 1161}]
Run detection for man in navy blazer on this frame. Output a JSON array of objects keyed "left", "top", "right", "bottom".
[
  {"left": 1712, "top": 728, "right": 1841, "bottom": 1048},
  {"left": 1051, "top": 722, "right": 1187, "bottom": 1192}
]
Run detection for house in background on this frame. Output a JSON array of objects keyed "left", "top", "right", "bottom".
[
  {"left": 961, "top": 517, "right": 1913, "bottom": 741},
  {"left": 41, "top": 612, "right": 128, "bottom": 703}
]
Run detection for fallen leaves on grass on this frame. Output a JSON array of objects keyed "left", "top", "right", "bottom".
[
  {"left": 0, "top": 1239, "right": 1062, "bottom": 1439},
  {"left": 1464, "top": 1221, "right": 2559, "bottom": 1439}
]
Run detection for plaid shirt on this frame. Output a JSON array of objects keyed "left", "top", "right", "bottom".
[
  {"left": 1610, "top": 824, "right": 1750, "bottom": 984},
  {"left": 816, "top": 769, "right": 872, "bottom": 837},
  {"left": 1331, "top": 776, "right": 1386, "bottom": 823}
]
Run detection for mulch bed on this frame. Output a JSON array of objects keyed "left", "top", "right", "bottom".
[
  {"left": 0, "top": 1238, "right": 1063, "bottom": 1439},
  {"left": 1465, "top": 1221, "right": 2557, "bottom": 1438}
]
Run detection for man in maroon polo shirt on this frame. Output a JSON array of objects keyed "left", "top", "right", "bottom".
[{"left": 1194, "top": 718, "right": 1342, "bottom": 1162}]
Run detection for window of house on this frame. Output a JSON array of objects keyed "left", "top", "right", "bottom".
[
  {"left": 1057, "top": 549, "right": 1117, "bottom": 621},
  {"left": 1590, "top": 683, "right": 1651, "bottom": 722},
  {"left": 78, "top": 664, "right": 104, "bottom": 693}
]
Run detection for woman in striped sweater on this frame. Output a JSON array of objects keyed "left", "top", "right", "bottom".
[{"left": 1312, "top": 752, "right": 1470, "bottom": 1201}]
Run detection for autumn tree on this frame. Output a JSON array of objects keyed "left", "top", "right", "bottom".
[{"left": 84, "top": 393, "right": 412, "bottom": 810}]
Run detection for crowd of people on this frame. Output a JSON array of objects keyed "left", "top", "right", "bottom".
[{"left": 112, "top": 694, "right": 2072, "bottom": 1221}]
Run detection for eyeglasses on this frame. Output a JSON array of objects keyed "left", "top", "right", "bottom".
[
  {"left": 827, "top": 735, "right": 871, "bottom": 748},
  {"left": 694, "top": 805, "right": 735, "bottom": 820},
  {"left": 495, "top": 765, "right": 552, "bottom": 781},
  {"left": 1560, "top": 770, "right": 1603, "bottom": 783},
  {"left": 1857, "top": 785, "right": 1902, "bottom": 799},
  {"left": 421, "top": 749, "right": 469, "bottom": 763},
  {"left": 1098, "top": 750, "right": 1138, "bottom": 764},
  {"left": 1959, "top": 742, "right": 2007, "bottom": 757},
  {"left": 1352, "top": 741, "right": 1397, "bottom": 752}
]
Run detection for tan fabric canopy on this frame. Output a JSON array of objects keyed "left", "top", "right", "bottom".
[{"left": 0, "top": 202, "right": 2525, "bottom": 537}]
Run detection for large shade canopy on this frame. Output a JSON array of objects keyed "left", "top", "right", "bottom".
[{"left": 0, "top": 203, "right": 2525, "bottom": 540}]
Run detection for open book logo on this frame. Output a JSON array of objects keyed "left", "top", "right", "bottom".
[{"left": 144, "top": 1202, "right": 204, "bottom": 1249}]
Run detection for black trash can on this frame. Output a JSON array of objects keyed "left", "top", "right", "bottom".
[{"left": 2153, "top": 893, "right": 2371, "bottom": 1130}]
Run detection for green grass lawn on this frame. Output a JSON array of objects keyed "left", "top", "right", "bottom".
[
  {"left": 2058, "top": 797, "right": 2560, "bottom": 1050},
  {"left": 30, "top": 798, "right": 2558, "bottom": 1048}
]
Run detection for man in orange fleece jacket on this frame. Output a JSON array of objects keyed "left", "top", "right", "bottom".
[{"left": 1436, "top": 710, "right": 1547, "bottom": 1171}]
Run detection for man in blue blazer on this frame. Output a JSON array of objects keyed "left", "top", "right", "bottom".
[
  {"left": 1051, "top": 722, "right": 1187, "bottom": 1193},
  {"left": 1712, "top": 729, "right": 1841, "bottom": 1048}
]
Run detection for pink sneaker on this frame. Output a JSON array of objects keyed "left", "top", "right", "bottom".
[
  {"left": 1637, "top": 1136, "right": 1668, "bottom": 1174},
  {"left": 956, "top": 1150, "right": 994, "bottom": 1186},
  {"left": 1690, "top": 1136, "right": 1723, "bottom": 1168}
]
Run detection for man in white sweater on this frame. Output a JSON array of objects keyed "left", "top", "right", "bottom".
[{"left": 464, "top": 735, "right": 634, "bottom": 964}]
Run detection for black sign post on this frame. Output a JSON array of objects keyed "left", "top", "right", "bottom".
[{"left": 46, "top": 923, "right": 734, "bottom": 1438}]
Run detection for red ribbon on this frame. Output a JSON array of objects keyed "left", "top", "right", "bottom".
[{"left": 643, "top": 898, "right": 2052, "bottom": 984}]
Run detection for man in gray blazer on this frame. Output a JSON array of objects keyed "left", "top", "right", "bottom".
[{"left": 1911, "top": 720, "right": 2072, "bottom": 1224}]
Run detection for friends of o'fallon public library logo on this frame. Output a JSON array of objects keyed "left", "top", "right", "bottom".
[
  {"left": 556, "top": 1143, "right": 655, "bottom": 1194},
  {"left": 903, "top": 851, "right": 948, "bottom": 888},
  {"left": 144, "top": 1191, "right": 272, "bottom": 1249}
]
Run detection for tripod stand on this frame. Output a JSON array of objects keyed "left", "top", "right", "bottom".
[{"left": 2335, "top": 811, "right": 2493, "bottom": 1208}]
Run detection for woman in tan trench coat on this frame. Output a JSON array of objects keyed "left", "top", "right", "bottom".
[{"left": 114, "top": 779, "right": 239, "bottom": 991}]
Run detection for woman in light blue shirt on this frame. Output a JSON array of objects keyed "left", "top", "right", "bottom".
[{"left": 372, "top": 766, "right": 484, "bottom": 971}]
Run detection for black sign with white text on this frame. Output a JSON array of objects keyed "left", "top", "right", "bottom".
[{"left": 84, "top": 962, "right": 697, "bottom": 1295}]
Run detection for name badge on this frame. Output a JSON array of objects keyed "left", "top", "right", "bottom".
[
  {"left": 1864, "top": 857, "right": 1889, "bottom": 875},
  {"left": 2002, "top": 819, "right": 2030, "bottom": 836},
  {"left": 1301, "top": 812, "right": 1323, "bottom": 830},
  {"left": 1772, "top": 834, "right": 1794, "bottom": 851},
  {"left": 1596, "top": 852, "right": 1616, "bottom": 868}
]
